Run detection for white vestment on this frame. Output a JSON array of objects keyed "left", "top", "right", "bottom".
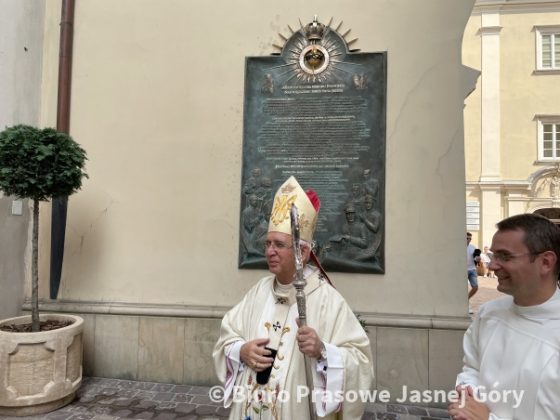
[
  {"left": 457, "top": 289, "right": 560, "bottom": 419},
  {"left": 213, "top": 266, "right": 374, "bottom": 420}
]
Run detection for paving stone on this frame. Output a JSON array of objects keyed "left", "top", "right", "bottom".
[
  {"left": 189, "top": 386, "right": 210, "bottom": 395},
  {"left": 174, "top": 403, "right": 197, "bottom": 414},
  {"left": 114, "top": 397, "right": 135, "bottom": 407},
  {"left": 407, "top": 405, "right": 428, "bottom": 415},
  {"left": 135, "top": 382, "right": 157, "bottom": 391},
  {"left": 387, "top": 403, "right": 408, "bottom": 414},
  {"left": 98, "top": 398, "right": 117, "bottom": 405},
  {"left": 365, "top": 402, "right": 387, "bottom": 413},
  {"left": 68, "top": 413, "right": 95, "bottom": 420},
  {"left": 119, "top": 380, "right": 140, "bottom": 389},
  {"left": 89, "top": 406, "right": 113, "bottom": 415},
  {"left": 172, "top": 393, "right": 192, "bottom": 403},
  {"left": 115, "top": 389, "right": 139, "bottom": 398},
  {"left": 376, "top": 413, "right": 398, "bottom": 420},
  {"left": 426, "top": 407, "right": 451, "bottom": 418},
  {"left": 155, "top": 401, "right": 177, "bottom": 410},
  {"left": 45, "top": 412, "right": 75, "bottom": 420},
  {"left": 153, "top": 413, "right": 178, "bottom": 420},
  {"left": 90, "top": 416, "right": 119, "bottom": 420},
  {"left": 361, "top": 412, "right": 376, "bottom": 420},
  {"left": 132, "top": 411, "right": 155, "bottom": 419},
  {"left": 191, "top": 395, "right": 213, "bottom": 405},
  {"left": 135, "top": 390, "right": 157, "bottom": 400},
  {"left": 110, "top": 409, "right": 133, "bottom": 417},
  {"left": 154, "top": 392, "right": 174, "bottom": 402},
  {"left": 134, "top": 399, "right": 158, "bottom": 409},
  {"left": 195, "top": 405, "right": 218, "bottom": 416},
  {"left": 152, "top": 384, "right": 175, "bottom": 392},
  {"left": 100, "top": 388, "right": 119, "bottom": 396},
  {"left": 172, "top": 386, "right": 192, "bottom": 393}
]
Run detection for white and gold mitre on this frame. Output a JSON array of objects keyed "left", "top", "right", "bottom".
[{"left": 268, "top": 176, "right": 318, "bottom": 243}]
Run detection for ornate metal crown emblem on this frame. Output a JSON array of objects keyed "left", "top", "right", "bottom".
[{"left": 304, "top": 16, "right": 325, "bottom": 41}]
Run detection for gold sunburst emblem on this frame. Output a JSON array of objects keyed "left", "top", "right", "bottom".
[{"left": 271, "top": 15, "right": 360, "bottom": 83}]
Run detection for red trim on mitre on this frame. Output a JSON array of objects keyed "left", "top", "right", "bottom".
[
  {"left": 304, "top": 188, "right": 333, "bottom": 287},
  {"left": 305, "top": 189, "right": 320, "bottom": 212}
]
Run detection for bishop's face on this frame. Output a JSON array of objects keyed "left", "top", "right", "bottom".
[
  {"left": 265, "top": 232, "right": 296, "bottom": 284},
  {"left": 265, "top": 231, "right": 310, "bottom": 285}
]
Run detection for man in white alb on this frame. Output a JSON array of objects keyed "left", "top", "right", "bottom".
[{"left": 449, "top": 214, "right": 560, "bottom": 420}]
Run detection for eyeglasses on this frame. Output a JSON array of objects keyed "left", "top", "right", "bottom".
[
  {"left": 264, "top": 240, "right": 293, "bottom": 251},
  {"left": 489, "top": 251, "right": 544, "bottom": 263}
]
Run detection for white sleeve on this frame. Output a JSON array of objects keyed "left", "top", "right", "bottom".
[
  {"left": 222, "top": 341, "right": 245, "bottom": 407},
  {"left": 313, "top": 341, "right": 344, "bottom": 417},
  {"left": 456, "top": 317, "right": 481, "bottom": 388}
]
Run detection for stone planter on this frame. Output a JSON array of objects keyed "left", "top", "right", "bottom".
[{"left": 0, "top": 313, "right": 83, "bottom": 416}]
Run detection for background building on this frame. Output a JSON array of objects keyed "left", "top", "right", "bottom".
[{"left": 464, "top": 0, "right": 560, "bottom": 247}]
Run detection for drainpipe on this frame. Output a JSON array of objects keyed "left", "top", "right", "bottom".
[{"left": 50, "top": 0, "right": 75, "bottom": 299}]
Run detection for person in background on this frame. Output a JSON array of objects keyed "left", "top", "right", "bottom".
[
  {"left": 481, "top": 246, "right": 494, "bottom": 278},
  {"left": 466, "top": 232, "right": 480, "bottom": 299}
]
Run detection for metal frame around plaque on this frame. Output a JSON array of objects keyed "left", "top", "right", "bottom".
[{"left": 238, "top": 16, "right": 386, "bottom": 274}]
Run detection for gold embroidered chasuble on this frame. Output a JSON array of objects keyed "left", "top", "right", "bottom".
[{"left": 213, "top": 266, "right": 374, "bottom": 420}]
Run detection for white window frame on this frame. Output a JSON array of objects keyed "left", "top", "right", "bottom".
[
  {"left": 535, "top": 26, "right": 560, "bottom": 71},
  {"left": 537, "top": 116, "right": 560, "bottom": 162}
]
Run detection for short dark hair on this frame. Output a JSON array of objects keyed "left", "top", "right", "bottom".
[{"left": 497, "top": 213, "right": 560, "bottom": 275}]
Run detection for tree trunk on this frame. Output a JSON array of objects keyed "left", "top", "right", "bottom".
[{"left": 31, "top": 198, "right": 40, "bottom": 332}]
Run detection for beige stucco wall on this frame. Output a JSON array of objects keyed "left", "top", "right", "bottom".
[
  {"left": 32, "top": 0, "right": 476, "bottom": 319},
  {"left": 0, "top": 0, "right": 44, "bottom": 319}
]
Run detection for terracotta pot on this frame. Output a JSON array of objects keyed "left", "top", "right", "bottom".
[{"left": 0, "top": 314, "right": 83, "bottom": 416}]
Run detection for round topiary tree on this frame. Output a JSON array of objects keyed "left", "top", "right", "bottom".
[{"left": 0, "top": 125, "right": 87, "bottom": 331}]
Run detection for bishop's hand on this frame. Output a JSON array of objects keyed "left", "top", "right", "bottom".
[
  {"left": 296, "top": 318, "right": 323, "bottom": 359},
  {"left": 240, "top": 338, "right": 274, "bottom": 372}
]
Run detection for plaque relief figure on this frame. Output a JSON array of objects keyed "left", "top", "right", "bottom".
[
  {"left": 256, "top": 176, "right": 272, "bottom": 204},
  {"left": 356, "top": 194, "right": 382, "bottom": 261},
  {"left": 362, "top": 169, "right": 379, "bottom": 203},
  {"left": 241, "top": 194, "right": 262, "bottom": 255},
  {"left": 328, "top": 204, "right": 368, "bottom": 258},
  {"left": 346, "top": 183, "right": 365, "bottom": 215},
  {"left": 243, "top": 167, "right": 263, "bottom": 197},
  {"left": 261, "top": 74, "right": 274, "bottom": 94},
  {"left": 241, "top": 168, "right": 275, "bottom": 260},
  {"left": 252, "top": 204, "right": 272, "bottom": 255}
]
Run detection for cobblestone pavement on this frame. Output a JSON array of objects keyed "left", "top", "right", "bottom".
[{"left": 0, "top": 377, "right": 452, "bottom": 420}]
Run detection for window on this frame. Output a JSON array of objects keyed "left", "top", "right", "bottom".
[
  {"left": 536, "top": 26, "right": 560, "bottom": 70},
  {"left": 538, "top": 118, "right": 560, "bottom": 160}
]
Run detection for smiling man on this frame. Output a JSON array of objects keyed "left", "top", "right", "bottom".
[
  {"left": 449, "top": 214, "right": 560, "bottom": 420},
  {"left": 214, "top": 176, "right": 373, "bottom": 420}
]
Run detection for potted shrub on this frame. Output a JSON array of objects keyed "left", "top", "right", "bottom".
[{"left": 0, "top": 124, "right": 87, "bottom": 416}]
